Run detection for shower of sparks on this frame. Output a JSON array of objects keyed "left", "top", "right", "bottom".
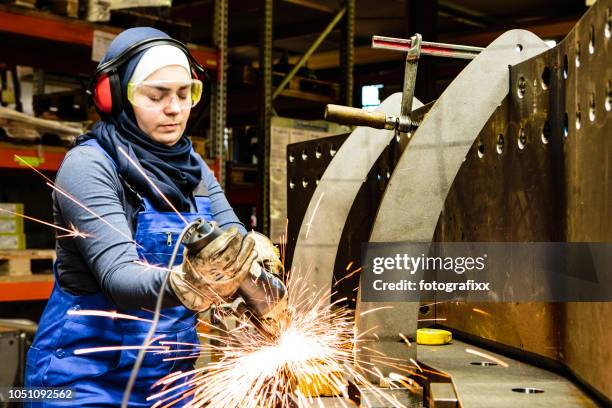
[
  {"left": 0, "top": 208, "right": 87, "bottom": 239},
  {"left": 118, "top": 146, "right": 188, "bottom": 225},
  {"left": 137, "top": 271, "right": 419, "bottom": 408},
  {"left": 465, "top": 348, "right": 509, "bottom": 368},
  {"left": 65, "top": 251, "right": 428, "bottom": 407}
]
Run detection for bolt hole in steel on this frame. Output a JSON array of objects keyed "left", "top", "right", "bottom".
[
  {"left": 330, "top": 144, "right": 337, "bottom": 156},
  {"left": 518, "top": 127, "right": 527, "bottom": 149},
  {"left": 301, "top": 149, "right": 308, "bottom": 160},
  {"left": 315, "top": 145, "right": 322, "bottom": 159},
  {"left": 541, "top": 66, "right": 551, "bottom": 90},
  {"left": 515, "top": 43, "right": 523, "bottom": 52},
  {"left": 517, "top": 76, "right": 527, "bottom": 98},
  {"left": 302, "top": 177, "right": 309, "bottom": 188},
  {"left": 471, "top": 362, "right": 498, "bottom": 366},
  {"left": 589, "top": 93, "right": 596, "bottom": 122},
  {"left": 496, "top": 134, "right": 504, "bottom": 154},
  {"left": 575, "top": 41, "right": 581, "bottom": 67},
  {"left": 289, "top": 178, "right": 295, "bottom": 189},
  {"left": 606, "top": 7, "right": 611, "bottom": 38},
  {"left": 564, "top": 112, "right": 570, "bottom": 136},
  {"left": 576, "top": 106, "right": 582, "bottom": 130},
  {"left": 589, "top": 25, "right": 595, "bottom": 54},
  {"left": 606, "top": 81, "right": 612, "bottom": 111},
  {"left": 315, "top": 174, "right": 321, "bottom": 185},
  {"left": 477, "top": 140, "right": 485, "bottom": 158},
  {"left": 386, "top": 170, "right": 391, "bottom": 179},
  {"left": 419, "top": 304, "right": 431, "bottom": 315},
  {"left": 512, "top": 388, "right": 545, "bottom": 394},
  {"left": 542, "top": 120, "right": 551, "bottom": 144},
  {"left": 289, "top": 152, "right": 295, "bottom": 163},
  {"left": 563, "top": 54, "right": 569, "bottom": 79}
]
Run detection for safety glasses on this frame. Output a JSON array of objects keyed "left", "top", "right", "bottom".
[{"left": 127, "top": 79, "right": 203, "bottom": 111}]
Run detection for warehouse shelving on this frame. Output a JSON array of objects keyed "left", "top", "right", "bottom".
[
  {"left": 0, "top": 142, "right": 66, "bottom": 171},
  {"left": 0, "top": 275, "right": 54, "bottom": 302},
  {"left": 0, "top": 5, "right": 218, "bottom": 71}
]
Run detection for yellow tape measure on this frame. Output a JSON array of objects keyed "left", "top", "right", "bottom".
[{"left": 416, "top": 328, "right": 452, "bottom": 345}]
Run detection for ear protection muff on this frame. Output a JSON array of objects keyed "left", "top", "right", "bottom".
[{"left": 88, "top": 37, "right": 206, "bottom": 117}]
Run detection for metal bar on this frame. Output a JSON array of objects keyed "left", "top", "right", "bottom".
[
  {"left": 211, "top": 0, "right": 228, "bottom": 187},
  {"left": 258, "top": 0, "right": 273, "bottom": 235},
  {"left": 372, "top": 35, "right": 483, "bottom": 60},
  {"left": 340, "top": 0, "right": 355, "bottom": 106},
  {"left": 429, "top": 382, "right": 459, "bottom": 408},
  {"left": 272, "top": 7, "right": 346, "bottom": 100},
  {"left": 399, "top": 33, "right": 421, "bottom": 120}
]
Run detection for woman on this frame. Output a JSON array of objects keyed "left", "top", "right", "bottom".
[{"left": 25, "top": 27, "right": 275, "bottom": 407}]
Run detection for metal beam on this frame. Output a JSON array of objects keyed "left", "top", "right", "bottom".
[
  {"left": 211, "top": 0, "right": 228, "bottom": 187},
  {"left": 258, "top": 0, "right": 273, "bottom": 234},
  {"left": 272, "top": 7, "right": 346, "bottom": 100},
  {"left": 340, "top": 0, "right": 355, "bottom": 106}
]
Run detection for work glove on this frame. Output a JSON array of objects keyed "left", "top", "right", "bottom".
[
  {"left": 250, "top": 232, "right": 284, "bottom": 278},
  {"left": 169, "top": 227, "right": 258, "bottom": 312}
]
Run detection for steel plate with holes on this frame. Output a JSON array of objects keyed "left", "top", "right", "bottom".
[
  {"left": 419, "top": 340, "right": 598, "bottom": 408},
  {"left": 433, "top": 0, "right": 612, "bottom": 401}
]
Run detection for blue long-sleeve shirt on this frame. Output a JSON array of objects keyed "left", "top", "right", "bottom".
[{"left": 53, "top": 143, "right": 246, "bottom": 310}]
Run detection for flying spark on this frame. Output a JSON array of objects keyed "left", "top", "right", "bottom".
[
  {"left": 0, "top": 208, "right": 87, "bottom": 239},
  {"left": 118, "top": 147, "right": 188, "bottom": 225},
  {"left": 465, "top": 348, "right": 509, "bottom": 368}
]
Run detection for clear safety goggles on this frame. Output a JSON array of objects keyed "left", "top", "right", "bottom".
[{"left": 127, "top": 79, "right": 203, "bottom": 111}]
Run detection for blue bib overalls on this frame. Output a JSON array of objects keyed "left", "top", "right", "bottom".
[{"left": 25, "top": 140, "right": 212, "bottom": 407}]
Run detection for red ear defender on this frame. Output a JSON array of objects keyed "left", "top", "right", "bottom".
[{"left": 94, "top": 73, "right": 113, "bottom": 114}]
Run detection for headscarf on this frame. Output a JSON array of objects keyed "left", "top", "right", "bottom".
[{"left": 79, "top": 27, "right": 202, "bottom": 212}]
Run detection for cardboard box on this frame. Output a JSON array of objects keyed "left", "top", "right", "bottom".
[
  {"left": 0, "top": 234, "right": 26, "bottom": 250},
  {"left": 0, "top": 218, "right": 24, "bottom": 234}
]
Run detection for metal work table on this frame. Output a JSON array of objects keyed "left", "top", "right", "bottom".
[{"left": 419, "top": 340, "right": 599, "bottom": 408}]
